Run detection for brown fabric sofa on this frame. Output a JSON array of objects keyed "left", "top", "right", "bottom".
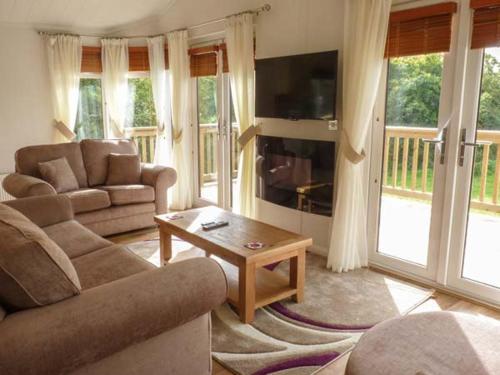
[
  {"left": 2, "top": 139, "right": 177, "bottom": 236},
  {"left": 0, "top": 195, "right": 227, "bottom": 375}
]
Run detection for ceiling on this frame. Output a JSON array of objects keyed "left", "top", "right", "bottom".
[{"left": 0, "top": 0, "right": 177, "bottom": 34}]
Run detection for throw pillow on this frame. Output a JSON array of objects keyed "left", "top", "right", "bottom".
[
  {"left": 105, "top": 153, "right": 141, "bottom": 185},
  {"left": 0, "top": 204, "right": 81, "bottom": 311},
  {"left": 38, "top": 157, "right": 79, "bottom": 193}
]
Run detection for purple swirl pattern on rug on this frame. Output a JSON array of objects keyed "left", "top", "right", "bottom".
[
  {"left": 252, "top": 352, "right": 340, "bottom": 375},
  {"left": 270, "top": 302, "right": 374, "bottom": 331}
]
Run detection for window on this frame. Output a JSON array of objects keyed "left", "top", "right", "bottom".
[
  {"left": 125, "top": 77, "right": 157, "bottom": 128},
  {"left": 74, "top": 78, "right": 104, "bottom": 140}
]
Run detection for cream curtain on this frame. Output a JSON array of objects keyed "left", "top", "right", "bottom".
[
  {"left": 226, "top": 13, "right": 256, "bottom": 218},
  {"left": 44, "top": 34, "right": 82, "bottom": 143},
  {"left": 327, "top": 0, "right": 391, "bottom": 272},
  {"left": 101, "top": 39, "right": 129, "bottom": 139},
  {"left": 167, "top": 30, "right": 193, "bottom": 210},
  {"left": 147, "top": 36, "right": 172, "bottom": 166}
]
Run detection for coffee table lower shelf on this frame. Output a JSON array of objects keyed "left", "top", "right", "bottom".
[{"left": 220, "top": 261, "right": 298, "bottom": 312}]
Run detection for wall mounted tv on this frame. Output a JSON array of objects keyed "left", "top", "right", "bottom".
[{"left": 255, "top": 50, "right": 338, "bottom": 121}]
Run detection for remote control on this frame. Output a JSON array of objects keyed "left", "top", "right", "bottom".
[{"left": 201, "top": 221, "right": 229, "bottom": 230}]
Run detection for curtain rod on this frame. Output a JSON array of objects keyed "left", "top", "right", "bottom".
[{"left": 38, "top": 4, "right": 271, "bottom": 40}]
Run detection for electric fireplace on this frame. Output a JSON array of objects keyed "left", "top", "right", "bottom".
[{"left": 256, "top": 135, "right": 335, "bottom": 217}]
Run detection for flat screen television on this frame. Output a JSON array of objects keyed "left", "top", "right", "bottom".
[{"left": 255, "top": 50, "right": 338, "bottom": 121}]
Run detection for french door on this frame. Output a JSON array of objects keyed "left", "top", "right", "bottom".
[
  {"left": 447, "top": 46, "right": 500, "bottom": 303},
  {"left": 368, "top": 3, "right": 500, "bottom": 305},
  {"left": 192, "top": 59, "right": 240, "bottom": 210},
  {"left": 368, "top": 51, "right": 454, "bottom": 280}
]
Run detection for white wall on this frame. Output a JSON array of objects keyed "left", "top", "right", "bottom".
[{"left": 0, "top": 25, "right": 53, "bottom": 173}]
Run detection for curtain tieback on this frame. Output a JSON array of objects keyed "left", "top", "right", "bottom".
[
  {"left": 341, "top": 130, "right": 365, "bottom": 164},
  {"left": 238, "top": 124, "right": 261, "bottom": 149},
  {"left": 54, "top": 120, "right": 76, "bottom": 141},
  {"left": 173, "top": 129, "right": 183, "bottom": 144}
]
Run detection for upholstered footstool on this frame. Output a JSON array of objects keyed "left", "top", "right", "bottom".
[{"left": 346, "top": 311, "right": 500, "bottom": 375}]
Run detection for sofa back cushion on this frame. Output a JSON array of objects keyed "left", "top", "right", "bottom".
[
  {"left": 0, "top": 203, "right": 81, "bottom": 311},
  {"left": 38, "top": 157, "right": 80, "bottom": 193},
  {"left": 81, "top": 139, "right": 138, "bottom": 187},
  {"left": 15, "top": 143, "right": 88, "bottom": 188}
]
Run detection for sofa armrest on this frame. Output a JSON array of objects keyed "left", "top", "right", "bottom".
[
  {"left": 141, "top": 163, "right": 177, "bottom": 214},
  {"left": 2, "top": 173, "right": 56, "bottom": 198},
  {"left": 3, "top": 195, "right": 74, "bottom": 227},
  {"left": 0, "top": 257, "right": 227, "bottom": 375}
]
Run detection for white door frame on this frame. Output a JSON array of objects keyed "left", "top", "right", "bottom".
[
  {"left": 367, "top": 0, "right": 466, "bottom": 282},
  {"left": 191, "top": 52, "right": 234, "bottom": 210}
]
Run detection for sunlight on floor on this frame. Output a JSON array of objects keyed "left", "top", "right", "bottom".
[
  {"left": 379, "top": 195, "right": 500, "bottom": 288},
  {"left": 201, "top": 180, "right": 239, "bottom": 207}
]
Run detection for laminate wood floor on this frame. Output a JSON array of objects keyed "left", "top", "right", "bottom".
[{"left": 110, "top": 227, "right": 500, "bottom": 375}]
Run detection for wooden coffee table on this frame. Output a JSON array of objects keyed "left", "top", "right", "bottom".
[{"left": 155, "top": 206, "right": 312, "bottom": 323}]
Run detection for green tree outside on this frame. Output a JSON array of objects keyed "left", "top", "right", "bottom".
[
  {"left": 384, "top": 49, "right": 500, "bottom": 203},
  {"left": 197, "top": 76, "right": 217, "bottom": 124}
]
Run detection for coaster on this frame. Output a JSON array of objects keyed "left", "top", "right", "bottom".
[
  {"left": 244, "top": 241, "right": 265, "bottom": 250},
  {"left": 166, "top": 214, "right": 183, "bottom": 220}
]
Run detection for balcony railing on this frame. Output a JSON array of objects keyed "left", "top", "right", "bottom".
[
  {"left": 199, "top": 123, "right": 240, "bottom": 185},
  {"left": 124, "top": 126, "right": 157, "bottom": 163},
  {"left": 383, "top": 126, "right": 500, "bottom": 213},
  {"left": 124, "top": 124, "right": 241, "bottom": 183}
]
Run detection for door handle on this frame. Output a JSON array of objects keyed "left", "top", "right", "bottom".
[
  {"left": 458, "top": 128, "right": 492, "bottom": 166},
  {"left": 423, "top": 127, "right": 447, "bottom": 164}
]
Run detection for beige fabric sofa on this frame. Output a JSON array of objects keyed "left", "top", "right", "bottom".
[
  {"left": 2, "top": 139, "right": 177, "bottom": 236},
  {"left": 0, "top": 195, "right": 227, "bottom": 375}
]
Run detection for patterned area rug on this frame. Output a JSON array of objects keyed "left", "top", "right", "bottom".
[{"left": 127, "top": 238, "right": 434, "bottom": 375}]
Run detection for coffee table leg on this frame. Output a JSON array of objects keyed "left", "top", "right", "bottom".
[
  {"left": 239, "top": 263, "right": 256, "bottom": 323},
  {"left": 290, "top": 248, "right": 305, "bottom": 303},
  {"left": 159, "top": 230, "right": 172, "bottom": 266}
]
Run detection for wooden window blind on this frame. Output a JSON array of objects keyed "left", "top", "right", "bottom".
[
  {"left": 385, "top": 2, "right": 457, "bottom": 58},
  {"left": 189, "top": 44, "right": 229, "bottom": 77},
  {"left": 81, "top": 46, "right": 102, "bottom": 73},
  {"left": 470, "top": 0, "right": 500, "bottom": 49},
  {"left": 128, "top": 47, "right": 149, "bottom": 72},
  {"left": 81, "top": 46, "right": 168, "bottom": 73}
]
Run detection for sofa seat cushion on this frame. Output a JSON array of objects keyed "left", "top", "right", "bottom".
[
  {"left": 0, "top": 204, "right": 81, "bottom": 311},
  {"left": 43, "top": 220, "right": 113, "bottom": 259},
  {"left": 76, "top": 202, "right": 155, "bottom": 225},
  {"left": 64, "top": 188, "right": 111, "bottom": 214},
  {"left": 99, "top": 185, "right": 155, "bottom": 206},
  {"left": 72, "top": 245, "right": 154, "bottom": 290}
]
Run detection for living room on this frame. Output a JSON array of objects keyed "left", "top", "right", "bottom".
[{"left": 0, "top": 0, "right": 499, "bottom": 374}]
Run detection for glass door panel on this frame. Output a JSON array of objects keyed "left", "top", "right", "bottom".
[
  {"left": 377, "top": 53, "right": 444, "bottom": 267},
  {"left": 197, "top": 76, "right": 219, "bottom": 203},
  {"left": 461, "top": 47, "right": 500, "bottom": 289}
]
